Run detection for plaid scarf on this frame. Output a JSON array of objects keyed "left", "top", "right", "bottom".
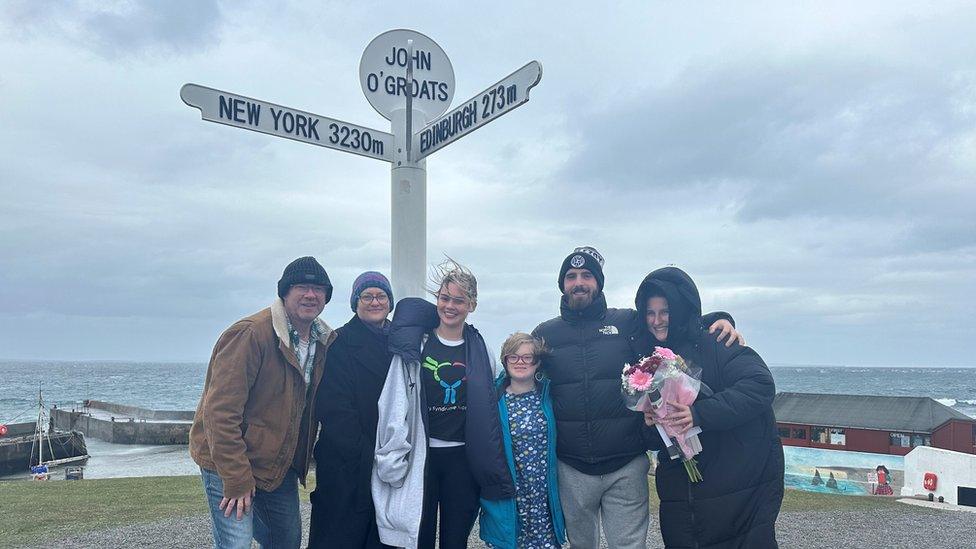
[{"left": 287, "top": 318, "right": 323, "bottom": 384}]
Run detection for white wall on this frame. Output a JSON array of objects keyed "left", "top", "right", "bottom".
[{"left": 900, "top": 446, "right": 976, "bottom": 505}]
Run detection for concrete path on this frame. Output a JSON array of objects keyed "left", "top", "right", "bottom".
[{"left": 18, "top": 500, "right": 976, "bottom": 549}]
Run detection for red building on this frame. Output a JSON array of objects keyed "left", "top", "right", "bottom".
[{"left": 773, "top": 392, "right": 976, "bottom": 456}]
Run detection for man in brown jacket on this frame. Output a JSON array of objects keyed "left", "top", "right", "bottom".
[{"left": 190, "top": 256, "right": 337, "bottom": 548}]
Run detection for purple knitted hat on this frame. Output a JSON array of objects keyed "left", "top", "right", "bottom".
[{"left": 350, "top": 271, "right": 394, "bottom": 312}]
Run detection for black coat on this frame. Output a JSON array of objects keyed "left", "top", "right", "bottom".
[
  {"left": 309, "top": 315, "right": 393, "bottom": 549},
  {"left": 635, "top": 267, "right": 784, "bottom": 549},
  {"left": 533, "top": 292, "right": 735, "bottom": 475}
]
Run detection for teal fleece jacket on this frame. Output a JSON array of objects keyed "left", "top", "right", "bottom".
[{"left": 478, "top": 375, "right": 567, "bottom": 549}]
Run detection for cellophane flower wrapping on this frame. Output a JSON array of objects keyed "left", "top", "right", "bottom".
[
  {"left": 650, "top": 361, "right": 702, "bottom": 459},
  {"left": 621, "top": 346, "right": 705, "bottom": 482}
]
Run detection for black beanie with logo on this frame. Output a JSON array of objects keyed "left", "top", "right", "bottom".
[
  {"left": 278, "top": 256, "right": 333, "bottom": 303},
  {"left": 558, "top": 246, "right": 605, "bottom": 293}
]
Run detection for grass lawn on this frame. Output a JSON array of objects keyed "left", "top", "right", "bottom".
[
  {"left": 0, "top": 473, "right": 901, "bottom": 548},
  {"left": 644, "top": 480, "right": 902, "bottom": 514},
  {"left": 0, "top": 475, "right": 318, "bottom": 548},
  {"left": 779, "top": 486, "right": 904, "bottom": 512}
]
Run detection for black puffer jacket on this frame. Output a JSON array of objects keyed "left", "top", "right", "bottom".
[
  {"left": 534, "top": 292, "right": 736, "bottom": 475},
  {"left": 635, "top": 267, "right": 783, "bottom": 549},
  {"left": 533, "top": 293, "right": 647, "bottom": 474}
]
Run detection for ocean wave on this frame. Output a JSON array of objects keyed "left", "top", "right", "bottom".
[{"left": 934, "top": 398, "right": 976, "bottom": 410}]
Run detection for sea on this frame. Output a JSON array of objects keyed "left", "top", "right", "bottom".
[{"left": 1, "top": 361, "right": 975, "bottom": 480}]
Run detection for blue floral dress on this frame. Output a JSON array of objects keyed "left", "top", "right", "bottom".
[{"left": 506, "top": 389, "right": 559, "bottom": 548}]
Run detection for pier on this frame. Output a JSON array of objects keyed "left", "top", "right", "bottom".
[{"left": 51, "top": 400, "right": 193, "bottom": 445}]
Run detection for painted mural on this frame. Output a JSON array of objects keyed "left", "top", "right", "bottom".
[{"left": 783, "top": 446, "right": 905, "bottom": 496}]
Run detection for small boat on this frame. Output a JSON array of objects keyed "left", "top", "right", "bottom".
[{"left": 0, "top": 388, "right": 89, "bottom": 478}]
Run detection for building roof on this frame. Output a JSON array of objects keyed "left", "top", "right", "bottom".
[{"left": 773, "top": 392, "right": 975, "bottom": 433}]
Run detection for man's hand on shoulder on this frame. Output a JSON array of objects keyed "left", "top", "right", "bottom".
[{"left": 708, "top": 319, "right": 745, "bottom": 347}]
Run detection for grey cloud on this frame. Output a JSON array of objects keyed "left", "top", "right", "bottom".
[
  {"left": 560, "top": 56, "right": 976, "bottom": 228},
  {"left": 86, "top": 1, "right": 222, "bottom": 56},
  {"left": 1, "top": 0, "right": 224, "bottom": 58}
]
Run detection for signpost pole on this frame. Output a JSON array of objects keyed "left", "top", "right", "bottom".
[
  {"left": 405, "top": 39, "right": 414, "bottom": 162},
  {"left": 390, "top": 106, "right": 427, "bottom": 299}
]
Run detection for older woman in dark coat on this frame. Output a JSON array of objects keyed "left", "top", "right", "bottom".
[
  {"left": 634, "top": 267, "right": 784, "bottom": 549},
  {"left": 309, "top": 272, "right": 395, "bottom": 549}
]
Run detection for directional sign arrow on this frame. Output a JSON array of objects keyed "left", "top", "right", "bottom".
[
  {"left": 180, "top": 84, "right": 394, "bottom": 162},
  {"left": 411, "top": 61, "right": 542, "bottom": 160}
]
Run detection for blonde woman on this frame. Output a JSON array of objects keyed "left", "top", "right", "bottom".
[{"left": 373, "top": 259, "right": 513, "bottom": 549}]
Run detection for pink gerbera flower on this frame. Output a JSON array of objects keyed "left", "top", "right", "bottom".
[
  {"left": 655, "top": 346, "right": 677, "bottom": 361},
  {"left": 628, "top": 369, "right": 653, "bottom": 391}
]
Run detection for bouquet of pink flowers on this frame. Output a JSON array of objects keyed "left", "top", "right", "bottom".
[{"left": 621, "top": 346, "right": 704, "bottom": 482}]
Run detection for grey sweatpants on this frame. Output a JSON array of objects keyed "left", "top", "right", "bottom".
[{"left": 557, "top": 453, "right": 650, "bottom": 549}]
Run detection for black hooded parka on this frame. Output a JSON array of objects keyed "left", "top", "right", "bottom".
[{"left": 634, "top": 267, "right": 784, "bottom": 549}]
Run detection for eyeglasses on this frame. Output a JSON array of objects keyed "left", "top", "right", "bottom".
[
  {"left": 437, "top": 293, "right": 468, "bottom": 306},
  {"left": 504, "top": 354, "right": 536, "bottom": 365},
  {"left": 293, "top": 284, "right": 327, "bottom": 296},
  {"left": 359, "top": 293, "right": 389, "bottom": 304}
]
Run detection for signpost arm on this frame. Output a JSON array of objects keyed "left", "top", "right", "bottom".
[{"left": 411, "top": 61, "right": 543, "bottom": 160}]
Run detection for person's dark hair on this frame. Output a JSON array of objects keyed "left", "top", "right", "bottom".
[{"left": 642, "top": 285, "right": 667, "bottom": 304}]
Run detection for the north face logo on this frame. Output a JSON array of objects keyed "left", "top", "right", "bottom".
[{"left": 598, "top": 325, "right": 619, "bottom": 335}]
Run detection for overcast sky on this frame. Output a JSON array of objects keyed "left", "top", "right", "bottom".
[{"left": 1, "top": 1, "right": 974, "bottom": 366}]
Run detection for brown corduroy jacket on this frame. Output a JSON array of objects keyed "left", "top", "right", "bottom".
[{"left": 189, "top": 299, "right": 335, "bottom": 499}]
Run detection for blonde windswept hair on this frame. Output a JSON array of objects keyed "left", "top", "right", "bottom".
[{"left": 427, "top": 257, "right": 477, "bottom": 307}]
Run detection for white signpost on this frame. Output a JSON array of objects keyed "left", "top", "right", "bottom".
[{"left": 181, "top": 29, "right": 542, "bottom": 299}]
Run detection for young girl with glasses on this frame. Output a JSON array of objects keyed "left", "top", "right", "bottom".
[{"left": 479, "top": 332, "right": 566, "bottom": 549}]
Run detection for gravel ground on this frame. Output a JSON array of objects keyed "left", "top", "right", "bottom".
[{"left": 18, "top": 500, "right": 976, "bottom": 549}]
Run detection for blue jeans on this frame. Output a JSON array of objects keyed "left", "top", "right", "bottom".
[{"left": 200, "top": 467, "right": 302, "bottom": 549}]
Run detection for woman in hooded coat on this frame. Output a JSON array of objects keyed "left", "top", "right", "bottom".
[{"left": 633, "top": 267, "right": 784, "bottom": 549}]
